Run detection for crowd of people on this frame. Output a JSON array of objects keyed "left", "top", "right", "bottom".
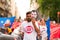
[
  {"left": 0, "top": 11, "right": 48, "bottom": 40},
  {"left": 2, "top": 11, "right": 60, "bottom": 40}
]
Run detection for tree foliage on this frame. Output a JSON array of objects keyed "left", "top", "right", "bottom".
[{"left": 37, "top": 0, "right": 60, "bottom": 22}]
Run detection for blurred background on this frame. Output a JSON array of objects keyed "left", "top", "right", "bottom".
[{"left": 0, "top": 0, "right": 60, "bottom": 23}]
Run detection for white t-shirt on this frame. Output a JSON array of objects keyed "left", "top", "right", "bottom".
[
  {"left": 39, "top": 25, "right": 47, "bottom": 38},
  {"left": 21, "top": 21, "right": 39, "bottom": 40}
]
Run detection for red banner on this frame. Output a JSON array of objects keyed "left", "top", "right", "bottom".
[{"left": 50, "top": 23, "right": 60, "bottom": 40}]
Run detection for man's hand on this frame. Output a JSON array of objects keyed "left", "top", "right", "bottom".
[{"left": 32, "top": 18, "right": 36, "bottom": 24}]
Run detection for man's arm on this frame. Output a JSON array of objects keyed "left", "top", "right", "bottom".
[
  {"left": 33, "top": 22, "right": 40, "bottom": 33},
  {"left": 32, "top": 18, "right": 40, "bottom": 36}
]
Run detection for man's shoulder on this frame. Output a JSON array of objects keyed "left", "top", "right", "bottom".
[{"left": 22, "top": 21, "right": 27, "bottom": 24}]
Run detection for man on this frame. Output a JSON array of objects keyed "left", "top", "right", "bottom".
[
  {"left": 20, "top": 11, "right": 40, "bottom": 40},
  {"left": 39, "top": 18, "right": 47, "bottom": 40}
]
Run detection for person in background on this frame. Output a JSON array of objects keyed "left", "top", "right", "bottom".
[
  {"left": 39, "top": 18, "right": 47, "bottom": 40},
  {"left": 11, "top": 17, "right": 22, "bottom": 40},
  {"left": 20, "top": 11, "right": 40, "bottom": 40},
  {"left": 18, "top": 17, "right": 23, "bottom": 22},
  {"left": 4, "top": 20, "right": 12, "bottom": 34},
  {"left": 11, "top": 18, "right": 17, "bottom": 31},
  {"left": 11, "top": 18, "right": 21, "bottom": 31}
]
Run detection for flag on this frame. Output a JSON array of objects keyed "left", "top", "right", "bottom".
[
  {"left": 46, "top": 18, "right": 50, "bottom": 40},
  {"left": 0, "top": 17, "right": 15, "bottom": 28}
]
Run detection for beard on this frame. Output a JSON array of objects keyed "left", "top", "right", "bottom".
[{"left": 27, "top": 18, "right": 31, "bottom": 22}]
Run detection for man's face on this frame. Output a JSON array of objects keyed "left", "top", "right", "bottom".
[
  {"left": 26, "top": 14, "right": 32, "bottom": 22},
  {"left": 32, "top": 12, "right": 37, "bottom": 18}
]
